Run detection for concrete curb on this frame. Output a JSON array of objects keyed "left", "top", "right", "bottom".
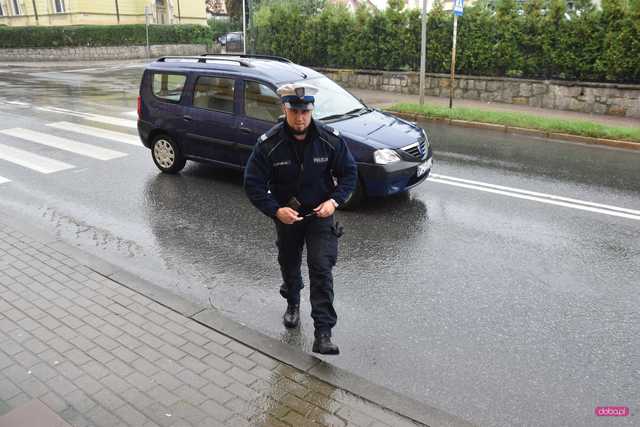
[
  {"left": 388, "top": 110, "right": 640, "bottom": 151},
  {"left": 0, "top": 212, "right": 475, "bottom": 427}
]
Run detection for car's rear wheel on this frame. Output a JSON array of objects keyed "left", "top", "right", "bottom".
[
  {"left": 339, "top": 177, "right": 365, "bottom": 210},
  {"left": 151, "top": 135, "right": 186, "bottom": 174}
]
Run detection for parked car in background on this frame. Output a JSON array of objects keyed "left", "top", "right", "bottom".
[
  {"left": 137, "top": 54, "right": 433, "bottom": 208},
  {"left": 216, "top": 32, "right": 243, "bottom": 53}
]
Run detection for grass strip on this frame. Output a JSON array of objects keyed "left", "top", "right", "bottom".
[{"left": 390, "top": 103, "right": 640, "bottom": 143}]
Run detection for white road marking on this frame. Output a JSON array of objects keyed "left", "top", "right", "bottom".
[
  {"left": 427, "top": 176, "right": 640, "bottom": 221},
  {"left": 431, "top": 173, "right": 640, "bottom": 216},
  {"left": 0, "top": 176, "right": 10, "bottom": 185},
  {"left": 60, "top": 67, "right": 101, "bottom": 73},
  {"left": 5, "top": 101, "right": 31, "bottom": 106},
  {"left": 0, "top": 128, "right": 127, "bottom": 161},
  {"left": 123, "top": 111, "right": 138, "bottom": 118},
  {"left": 47, "top": 122, "right": 141, "bottom": 146},
  {"left": 0, "top": 143, "right": 74, "bottom": 173},
  {"left": 35, "top": 106, "right": 137, "bottom": 129}
]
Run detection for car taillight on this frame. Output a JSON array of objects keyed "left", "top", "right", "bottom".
[{"left": 137, "top": 96, "right": 142, "bottom": 119}]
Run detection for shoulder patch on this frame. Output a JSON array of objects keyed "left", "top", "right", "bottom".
[
  {"left": 315, "top": 121, "right": 341, "bottom": 142},
  {"left": 258, "top": 123, "right": 284, "bottom": 144},
  {"left": 321, "top": 123, "right": 340, "bottom": 137}
]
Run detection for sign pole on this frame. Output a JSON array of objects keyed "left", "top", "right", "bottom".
[
  {"left": 450, "top": 0, "right": 463, "bottom": 109},
  {"left": 449, "top": 14, "right": 457, "bottom": 109},
  {"left": 419, "top": 0, "right": 428, "bottom": 105}
]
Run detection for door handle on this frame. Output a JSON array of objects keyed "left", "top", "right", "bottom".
[
  {"left": 239, "top": 126, "right": 252, "bottom": 134},
  {"left": 183, "top": 115, "right": 193, "bottom": 121}
]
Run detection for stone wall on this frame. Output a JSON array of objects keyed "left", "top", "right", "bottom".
[
  {"left": 316, "top": 68, "right": 640, "bottom": 118},
  {"left": 0, "top": 44, "right": 219, "bottom": 62}
]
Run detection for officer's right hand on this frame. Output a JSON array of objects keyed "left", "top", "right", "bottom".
[{"left": 276, "top": 207, "right": 303, "bottom": 224}]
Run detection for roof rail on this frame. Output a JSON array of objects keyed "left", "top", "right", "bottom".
[
  {"left": 156, "top": 56, "right": 252, "bottom": 67},
  {"left": 200, "top": 53, "right": 293, "bottom": 64}
]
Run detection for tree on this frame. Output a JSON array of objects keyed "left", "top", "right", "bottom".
[
  {"left": 558, "top": 0, "right": 602, "bottom": 80},
  {"left": 494, "top": 0, "right": 524, "bottom": 77},
  {"left": 425, "top": 1, "right": 452, "bottom": 74},
  {"left": 597, "top": 0, "right": 628, "bottom": 81},
  {"left": 458, "top": 3, "right": 497, "bottom": 76},
  {"left": 225, "top": 0, "right": 242, "bottom": 19}
]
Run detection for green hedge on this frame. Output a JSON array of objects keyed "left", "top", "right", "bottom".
[
  {"left": 0, "top": 24, "right": 213, "bottom": 49},
  {"left": 250, "top": 0, "right": 640, "bottom": 83}
]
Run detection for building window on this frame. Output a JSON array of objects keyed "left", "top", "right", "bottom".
[
  {"left": 11, "top": 0, "right": 21, "bottom": 15},
  {"left": 54, "top": 0, "right": 66, "bottom": 13}
]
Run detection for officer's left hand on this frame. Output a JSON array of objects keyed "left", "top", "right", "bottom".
[{"left": 313, "top": 200, "right": 335, "bottom": 218}]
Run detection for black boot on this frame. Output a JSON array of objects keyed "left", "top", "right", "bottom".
[
  {"left": 312, "top": 334, "right": 340, "bottom": 355},
  {"left": 283, "top": 303, "right": 299, "bottom": 328}
]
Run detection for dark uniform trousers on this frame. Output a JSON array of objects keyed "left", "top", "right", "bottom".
[{"left": 275, "top": 215, "right": 338, "bottom": 337}]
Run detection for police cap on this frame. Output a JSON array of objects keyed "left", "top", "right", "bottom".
[{"left": 276, "top": 83, "right": 318, "bottom": 111}]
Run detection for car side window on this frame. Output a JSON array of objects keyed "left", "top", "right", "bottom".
[
  {"left": 152, "top": 73, "right": 186, "bottom": 102},
  {"left": 193, "top": 76, "right": 235, "bottom": 113},
  {"left": 244, "top": 81, "right": 281, "bottom": 123}
]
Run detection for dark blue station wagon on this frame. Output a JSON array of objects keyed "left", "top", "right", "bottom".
[{"left": 137, "top": 54, "right": 433, "bottom": 207}]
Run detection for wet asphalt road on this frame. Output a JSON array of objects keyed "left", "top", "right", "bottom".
[{"left": 0, "top": 62, "right": 639, "bottom": 427}]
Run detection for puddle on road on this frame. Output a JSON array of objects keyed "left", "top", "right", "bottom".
[{"left": 41, "top": 206, "right": 145, "bottom": 258}]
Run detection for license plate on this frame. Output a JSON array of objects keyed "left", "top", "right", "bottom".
[{"left": 417, "top": 159, "right": 431, "bottom": 177}]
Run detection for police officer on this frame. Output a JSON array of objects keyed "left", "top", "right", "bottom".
[{"left": 244, "top": 83, "right": 357, "bottom": 355}]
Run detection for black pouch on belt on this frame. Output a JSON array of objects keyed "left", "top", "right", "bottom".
[
  {"left": 331, "top": 220, "right": 344, "bottom": 238},
  {"left": 287, "top": 196, "right": 302, "bottom": 211}
]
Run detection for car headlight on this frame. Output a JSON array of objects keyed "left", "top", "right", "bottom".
[
  {"left": 374, "top": 149, "right": 401, "bottom": 164},
  {"left": 421, "top": 129, "right": 430, "bottom": 150}
]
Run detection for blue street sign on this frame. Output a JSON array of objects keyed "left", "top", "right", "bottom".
[{"left": 454, "top": 0, "right": 464, "bottom": 16}]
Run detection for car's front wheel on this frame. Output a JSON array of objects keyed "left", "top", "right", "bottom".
[{"left": 151, "top": 135, "right": 186, "bottom": 174}]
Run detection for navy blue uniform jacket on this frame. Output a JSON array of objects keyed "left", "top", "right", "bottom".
[{"left": 244, "top": 120, "right": 357, "bottom": 218}]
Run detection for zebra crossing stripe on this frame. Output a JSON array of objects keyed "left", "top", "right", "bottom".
[
  {"left": 0, "top": 143, "right": 74, "bottom": 174},
  {"left": 36, "top": 106, "right": 137, "bottom": 129},
  {"left": 47, "top": 122, "right": 141, "bottom": 146},
  {"left": 0, "top": 176, "right": 10, "bottom": 185},
  {"left": 0, "top": 128, "right": 127, "bottom": 161}
]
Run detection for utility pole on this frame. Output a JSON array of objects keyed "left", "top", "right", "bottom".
[
  {"left": 115, "top": 0, "right": 121, "bottom": 24},
  {"left": 419, "top": 0, "right": 428, "bottom": 105},
  {"left": 145, "top": 5, "right": 151, "bottom": 58}
]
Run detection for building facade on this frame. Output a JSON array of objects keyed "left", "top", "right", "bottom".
[{"left": 0, "top": 0, "right": 207, "bottom": 27}]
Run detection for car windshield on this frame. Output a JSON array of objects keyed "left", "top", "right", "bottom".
[{"left": 293, "top": 77, "right": 365, "bottom": 121}]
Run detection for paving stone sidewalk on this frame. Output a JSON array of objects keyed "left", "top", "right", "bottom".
[{"left": 0, "top": 222, "right": 423, "bottom": 427}]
